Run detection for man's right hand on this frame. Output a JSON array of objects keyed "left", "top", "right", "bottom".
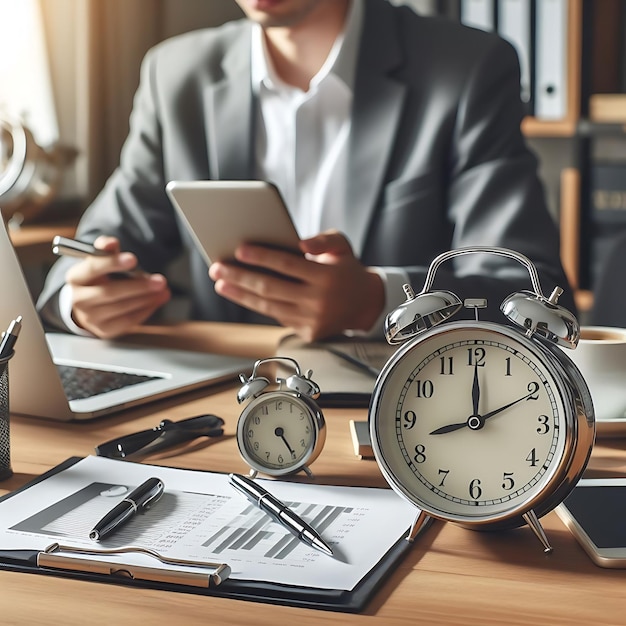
[{"left": 64, "top": 236, "right": 171, "bottom": 339}]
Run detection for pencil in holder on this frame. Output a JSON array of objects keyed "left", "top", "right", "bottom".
[{"left": 0, "top": 351, "right": 14, "bottom": 481}]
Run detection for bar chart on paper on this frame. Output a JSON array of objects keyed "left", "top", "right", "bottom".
[{"left": 202, "top": 500, "right": 354, "bottom": 559}]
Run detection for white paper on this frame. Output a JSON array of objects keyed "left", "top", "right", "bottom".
[{"left": 0, "top": 456, "right": 418, "bottom": 591}]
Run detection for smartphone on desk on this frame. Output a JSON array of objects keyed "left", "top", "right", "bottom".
[
  {"left": 51, "top": 236, "right": 145, "bottom": 279},
  {"left": 165, "top": 180, "right": 302, "bottom": 268},
  {"left": 556, "top": 477, "right": 626, "bottom": 568}
]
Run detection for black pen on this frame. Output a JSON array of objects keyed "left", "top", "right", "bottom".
[
  {"left": 325, "top": 345, "right": 380, "bottom": 378},
  {"left": 89, "top": 477, "right": 164, "bottom": 541},
  {"left": 229, "top": 473, "right": 333, "bottom": 557},
  {"left": 0, "top": 315, "right": 22, "bottom": 359}
]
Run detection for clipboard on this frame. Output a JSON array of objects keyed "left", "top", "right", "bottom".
[{"left": 0, "top": 457, "right": 415, "bottom": 613}]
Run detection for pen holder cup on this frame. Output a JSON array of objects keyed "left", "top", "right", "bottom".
[{"left": 0, "top": 352, "right": 14, "bottom": 481}]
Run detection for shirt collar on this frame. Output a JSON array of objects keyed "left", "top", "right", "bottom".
[{"left": 250, "top": 0, "right": 362, "bottom": 95}]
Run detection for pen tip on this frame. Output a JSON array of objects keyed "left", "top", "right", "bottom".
[{"left": 313, "top": 537, "right": 334, "bottom": 557}]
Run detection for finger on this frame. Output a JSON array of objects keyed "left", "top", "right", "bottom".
[
  {"left": 211, "top": 262, "right": 304, "bottom": 305},
  {"left": 66, "top": 252, "right": 145, "bottom": 285},
  {"left": 72, "top": 274, "right": 169, "bottom": 308},
  {"left": 299, "top": 230, "right": 354, "bottom": 257},
  {"left": 73, "top": 284, "right": 171, "bottom": 338},
  {"left": 232, "top": 245, "right": 313, "bottom": 283},
  {"left": 92, "top": 235, "right": 121, "bottom": 254},
  {"left": 213, "top": 276, "right": 301, "bottom": 321}
]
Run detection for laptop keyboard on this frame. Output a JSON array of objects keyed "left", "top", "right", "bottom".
[{"left": 56, "top": 364, "right": 161, "bottom": 402}]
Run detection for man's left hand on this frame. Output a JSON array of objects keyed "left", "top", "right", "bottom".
[{"left": 208, "top": 230, "right": 384, "bottom": 341}]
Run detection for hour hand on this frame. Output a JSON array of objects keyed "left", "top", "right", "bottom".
[
  {"left": 429, "top": 365, "right": 481, "bottom": 435},
  {"left": 430, "top": 421, "right": 468, "bottom": 436}
]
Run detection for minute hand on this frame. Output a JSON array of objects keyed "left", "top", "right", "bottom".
[
  {"left": 480, "top": 388, "right": 538, "bottom": 422},
  {"left": 430, "top": 386, "right": 539, "bottom": 435}
]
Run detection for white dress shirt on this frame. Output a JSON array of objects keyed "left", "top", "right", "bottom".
[{"left": 250, "top": 0, "right": 408, "bottom": 334}]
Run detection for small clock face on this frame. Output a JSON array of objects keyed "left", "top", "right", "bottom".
[
  {"left": 237, "top": 391, "right": 323, "bottom": 475},
  {"left": 370, "top": 322, "right": 574, "bottom": 524}
]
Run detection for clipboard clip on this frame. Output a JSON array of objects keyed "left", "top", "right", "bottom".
[{"left": 38, "top": 542, "right": 231, "bottom": 588}]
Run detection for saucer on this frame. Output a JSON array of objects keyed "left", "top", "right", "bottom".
[{"left": 596, "top": 417, "right": 626, "bottom": 438}]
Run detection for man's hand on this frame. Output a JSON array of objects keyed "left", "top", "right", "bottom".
[
  {"left": 65, "top": 236, "right": 171, "bottom": 339},
  {"left": 208, "top": 230, "right": 385, "bottom": 341}
]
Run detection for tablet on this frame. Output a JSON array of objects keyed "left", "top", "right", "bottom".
[
  {"left": 555, "top": 477, "right": 626, "bottom": 568},
  {"left": 166, "top": 180, "right": 301, "bottom": 266}
]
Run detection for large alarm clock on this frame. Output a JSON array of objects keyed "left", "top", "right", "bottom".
[
  {"left": 236, "top": 357, "right": 326, "bottom": 478},
  {"left": 369, "top": 246, "right": 595, "bottom": 552}
]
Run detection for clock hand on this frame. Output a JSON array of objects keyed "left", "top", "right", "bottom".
[
  {"left": 274, "top": 427, "right": 295, "bottom": 456},
  {"left": 480, "top": 384, "right": 539, "bottom": 423},
  {"left": 472, "top": 363, "right": 480, "bottom": 417},
  {"left": 430, "top": 383, "right": 540, "bottom": 435},
  {"left": 428, "top": 365, "right": 482, "bottom": 435}
]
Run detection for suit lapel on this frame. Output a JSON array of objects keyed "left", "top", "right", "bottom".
[
  {"left": 347, "top": 0, "right": 406, "bottom": 256},
  {"left": 203, "top": 26, "right": 254, "bottom": 180}
]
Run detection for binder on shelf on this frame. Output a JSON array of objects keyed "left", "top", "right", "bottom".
[
  {"left": 589, "top": 161, "right": 626, "bottom": 287},
  {"left": 534, "top": 0, "right": 568, "bottom": 120},
  {"left": 497, "top": 0, "right": 535, "bottom": 115},
  {"left": 460, "top": 0, "right": 496, "bottom": 31}
]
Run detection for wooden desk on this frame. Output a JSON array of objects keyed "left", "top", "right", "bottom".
[
  {"left": 1, "top": 322, "right": 626, "bottom": 625},
  {"left": 8, "top": 219, "right": 76, "bottom": 265}
]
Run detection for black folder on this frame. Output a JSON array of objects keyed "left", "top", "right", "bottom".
[{"left": 0, "top": 458, "right": 414, "bottom": 613}]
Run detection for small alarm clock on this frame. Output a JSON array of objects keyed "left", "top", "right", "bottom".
[
  {"left": 236, "top": 357, "right": 326, "bottom": 477},
  {"left": 369, "top": 246, "right": 595, "bottom": 552}
]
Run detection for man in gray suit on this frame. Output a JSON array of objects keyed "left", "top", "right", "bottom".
[{"left": 37, "top": 0, "right": 575, "bottom": 342}]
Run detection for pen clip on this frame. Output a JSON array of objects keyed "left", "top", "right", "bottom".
[{"left": 136, "top": 485, "right": 164, "bottom": 511}]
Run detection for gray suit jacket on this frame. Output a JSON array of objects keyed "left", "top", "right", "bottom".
[{"left": 38, "top": 0, "right": 576, "bottom": 332}]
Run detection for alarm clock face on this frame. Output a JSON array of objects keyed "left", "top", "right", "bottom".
[
  {"left": 237, "top": 391, "right": 324, "bottom": 476},
  {"left": 370, "top": 321, "right": 575, "bottom": 524}
]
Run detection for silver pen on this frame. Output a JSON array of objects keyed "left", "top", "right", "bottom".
[
  {"left": 228, "top": 473, "right": 333, "bottom": 557},
  {"left": 51, "top": 235, "right": 145, "bottom": 278}
]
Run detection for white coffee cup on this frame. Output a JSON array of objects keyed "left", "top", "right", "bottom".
[{"left": 566, "top": 326, "right": 626, "bottom": 421}]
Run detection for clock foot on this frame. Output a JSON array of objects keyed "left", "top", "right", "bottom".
[
  {"left": 406, "top": 510, "right": 431, "bottom": 543},
  {"left": 523, "top": 509, "right": 553, "bottom": 553},
  {"left": 301, "top": 465, "right": 313, "bottom": 478}
]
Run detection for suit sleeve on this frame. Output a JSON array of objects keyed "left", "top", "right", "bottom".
[
  {"left": 36, "top": 47, "right": 182, "bottom": 330},
  {"left": 402, "top": 35, "right": 575, "bottom": 322}
]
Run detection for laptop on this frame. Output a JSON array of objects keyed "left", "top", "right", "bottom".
[{"left": 0, "top": 220, "right": 253, "bottom": 421}]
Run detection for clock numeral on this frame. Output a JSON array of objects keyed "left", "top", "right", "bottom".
[
  {"left": 404, "top": 411, "right": 417, "bottom": 429},
  {"left": 247, "top": 428, "right": 254, "bottom": 439},
  {"left": 413, "top": 444, "right": 426, "bottom": 464},
  {"left": 253, "top": 416, "right": 261, "bottom": 426},
  {"left": 467, "top": 347, "right": 486, "bottom": 367},
  {"left": 276, "top": 400, "right": 283, "bottom": 411},
  {"left": 438, "top": 469, "right": 449, "bottom": 487},
  {"left": 260, "top": 405, "right": 269, "bottom": 416},
  {"left": 526, "top": 448, "right": 538, "bottom": 466},
  {"left": 536, "top": 414, "right": 550, "bottom": 435},
  {"left": 277, "top": 454, "right": 284, "bottom": 464},
  {"left": 502, "top": 472, "right": 515, "bottom": 491},
  {"left": 415, "top": 379, "right": 434, "bottom": 398},
  {"left": 299, "top": 438, "right": 306, "bottom": 449},
  {"left": 439, "top": 356, "right": 454, "bottom": 375},
  {"left": 505, "top": 357, "right": 512, "bottom": 376},
  {"left": 469, "top": 478, "right": 482, "bottom": 500},
  {"left": 527, "top": 381, "right": 540, "bottom": 399}
]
